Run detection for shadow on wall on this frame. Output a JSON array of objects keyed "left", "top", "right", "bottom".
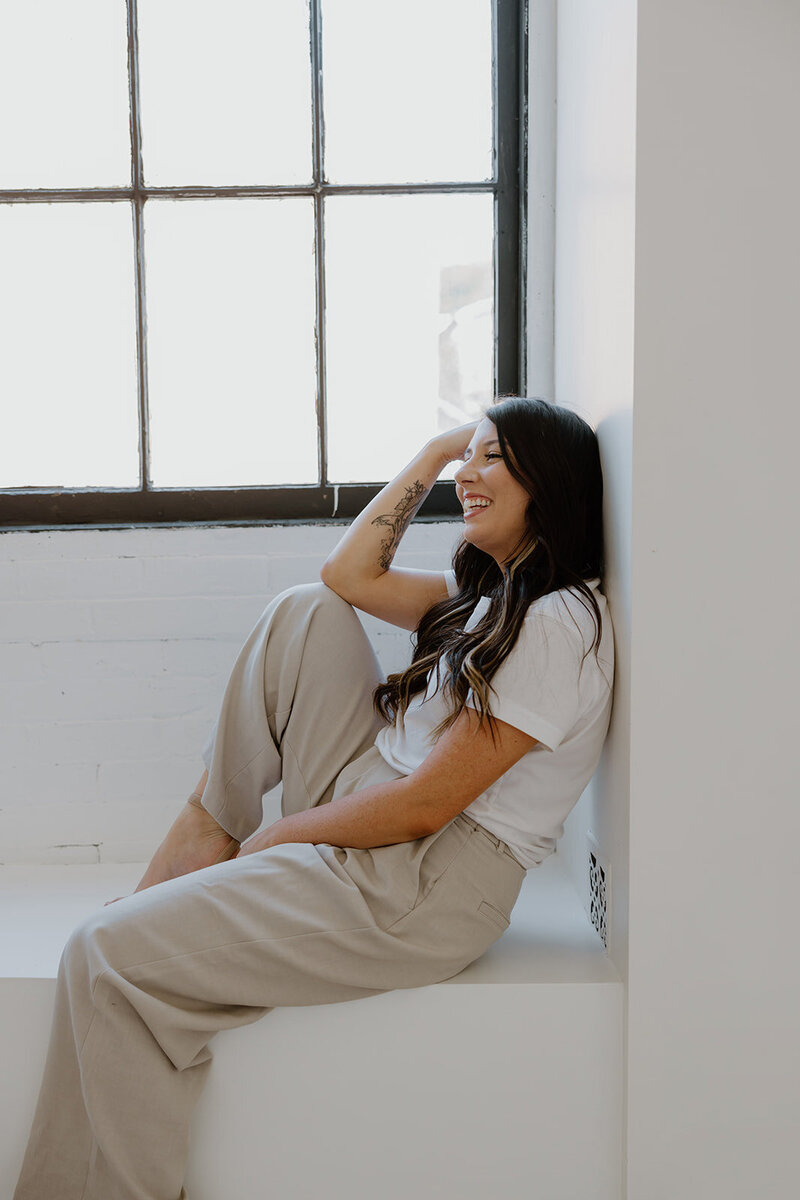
[{"left": 558, "top": 403, "right": 632, "bottom": 981}]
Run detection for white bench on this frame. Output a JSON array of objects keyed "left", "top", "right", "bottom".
[{"left": 0, "top": 857, "right": 623, "bottom": 1199}]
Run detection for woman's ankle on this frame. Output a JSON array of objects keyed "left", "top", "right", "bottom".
[{"left": 188, "top": 769, "right": 209, "bottom": 805}]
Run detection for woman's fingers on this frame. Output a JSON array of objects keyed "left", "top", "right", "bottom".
[
  {"left": 237, "top": 827, "right": 280, "bottom": 857},
  {"left": 429, "top": 421, "right": 480, "bottom": 464}
]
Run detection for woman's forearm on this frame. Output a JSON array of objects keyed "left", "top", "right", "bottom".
[
  {"left": 237, "top": 702, "right": 536, "bottom": 860},
  {"left": 321, "top": 441, "right": 449, "bottom": 586}
]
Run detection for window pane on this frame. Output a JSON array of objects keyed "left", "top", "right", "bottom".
[
  {"left": 325, "top": 193, "right": 494, "bottom": 482},
  {"left": 323, "top": 0, "right": 493, "bottom": 185},
  {"left": 145, "top": 198, "right": 318, "bottom": 488},
  {"left": 138, "top": 0, "right": 313, "bottom": 187},
  {"left": 0, "top": 0, "right": 130, "bottom": 188},
  {"left": 0, "top": 204, "right": 139, "bottom": 488}
]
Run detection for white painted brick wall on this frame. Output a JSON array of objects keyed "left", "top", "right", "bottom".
[{"left": 0, "top": 523, "right": 460, "bottom": 864}]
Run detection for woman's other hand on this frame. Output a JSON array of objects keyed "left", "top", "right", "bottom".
[{"left": 237, "top": 823, "right": 287, "bottom": 857}]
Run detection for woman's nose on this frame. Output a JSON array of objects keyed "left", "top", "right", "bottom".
[{"left": 454, "top": 461, "right": 475, "bottom": 486}]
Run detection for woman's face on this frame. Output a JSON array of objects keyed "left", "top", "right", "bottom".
[{"left": 453, "top": 417, "right": 532, "bottom": 565}]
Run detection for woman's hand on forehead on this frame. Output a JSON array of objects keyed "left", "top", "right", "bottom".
[{"left": 428, "top": 421, "right": 480, "bottom": 469}]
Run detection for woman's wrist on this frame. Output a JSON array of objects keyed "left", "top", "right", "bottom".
[{"left": 408, "top": 439, "right": 450, "bottom": 481}]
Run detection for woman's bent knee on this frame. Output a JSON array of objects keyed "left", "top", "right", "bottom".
[
  {"left": 265, "top": 580, "right": 364, "bottom": 637},
  {"left": 61, "top": 899, "right": 140, "bottom": 985},
  {"left": 271, "top": 580, "right": 351, "bottom": 612},
  {"left": 60, "top": 912, "right": 108, "bottom": 1001}
]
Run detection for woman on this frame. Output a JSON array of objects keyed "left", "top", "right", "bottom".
[{"left": 15, "top": 397, "right": 614, "bottom": 1200}]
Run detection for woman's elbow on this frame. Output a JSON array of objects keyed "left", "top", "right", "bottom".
[
  {"left": 319, "top": 558, "right": 334, "bottom": 585},
  {"left": 407, "top": 802, "right": 452, "bottom": 841},
  {"left": 319, "top": 560, "right": 345, "bottom": 596},
  {"left": 400, "top": 778, "right": 471, "bottom": 841}
]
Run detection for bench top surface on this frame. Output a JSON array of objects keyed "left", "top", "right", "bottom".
[{"left": 0, "top": 854, "right": 620, "bottom": 986}]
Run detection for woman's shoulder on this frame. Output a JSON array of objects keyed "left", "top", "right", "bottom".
[
  {"left": 525, "top": 578, "right": 599, "bottom": 619},
  {"left": 524, "top": 580, "right": 613, "bottom": 662}
]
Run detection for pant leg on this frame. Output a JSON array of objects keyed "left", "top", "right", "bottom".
[
  {"left": 15, "top": 817, "right": 524, "bottom": 1200},
  {"left": 200, "top": 582, "right": 388, "bottom": 841},
  {"left": 14, "top": 583, "right": 390, "bottom": 1200}
]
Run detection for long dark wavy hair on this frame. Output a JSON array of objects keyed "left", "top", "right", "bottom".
[{"left": 373, "top": 397, "right": 606, "bottom": 741}]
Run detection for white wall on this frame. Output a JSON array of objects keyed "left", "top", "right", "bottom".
[
  {"left": 554, "top": 2, "right": 800, "bottom": 1193},
  {"left": 627, "top": 2, "right": 800, "bottom": 1196},
  {"left": 550, "top": 0, "right": 637, "bottom": 980},
  {"left": 0, "top": 523, "right": 458, "bottom": 863}
]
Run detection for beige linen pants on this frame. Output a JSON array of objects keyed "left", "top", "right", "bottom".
[{"left": 15, "top": 584, "right": 525, "bottom": 1200}]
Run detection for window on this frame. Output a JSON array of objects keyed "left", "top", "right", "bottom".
[{"left": 0, "top": 0, "right": 526, "bottom": 527}]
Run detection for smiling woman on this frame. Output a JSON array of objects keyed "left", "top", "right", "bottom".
[
  {"left": 366, "top": 396, "right": 608, "bottom": 745},
  {"left": 14, "top": 397, "right": 614, "bottom": 1200},
  {"left": 454, "top": 419, "right": 532, "bottom": 565}
]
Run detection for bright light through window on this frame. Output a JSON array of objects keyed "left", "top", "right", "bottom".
[{"left": 0, "top": 0, "right": 523, "bottom": 521}]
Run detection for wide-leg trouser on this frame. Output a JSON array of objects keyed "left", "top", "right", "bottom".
[{"left": 14, "top": 584, "right": 525, "bottom": 1200}]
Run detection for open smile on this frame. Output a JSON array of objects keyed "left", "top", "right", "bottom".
[{"left": 463, "top": 495, "right": 493, "bottom": 518}]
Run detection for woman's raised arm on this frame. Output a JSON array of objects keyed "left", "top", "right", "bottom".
[{"left": 320, "top": 423, "right": 477, "bottom": 630}]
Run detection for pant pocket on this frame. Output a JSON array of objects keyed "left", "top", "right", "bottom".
[
  {"left": 477, "top": 899, "right": 511, "bottom": 933},
  {"left": 381, "top": 824, "right": 475, "bottom": 934}
]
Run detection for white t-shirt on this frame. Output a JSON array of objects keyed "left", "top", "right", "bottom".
[{"left": 374, "top": 570, "right": 615, "bottom": 869}]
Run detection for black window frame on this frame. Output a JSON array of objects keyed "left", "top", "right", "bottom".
[{"left": 0, "top": 0, "right": 528, "bottom": 530}]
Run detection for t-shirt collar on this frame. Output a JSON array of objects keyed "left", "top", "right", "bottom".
[{"left": 464, "top": 595, "right": 492, "bottom": 633}]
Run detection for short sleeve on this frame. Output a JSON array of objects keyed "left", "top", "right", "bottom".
[
  {"left": 444, "top": 569, "right": 458, "bottom": 598},
  {"left": 466, "top": 613, "right": 583, "bottom": 751}
]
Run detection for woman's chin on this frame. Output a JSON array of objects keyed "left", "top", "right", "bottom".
[{"left": 462, "top": 528, "right": 498, "bottom": 561}]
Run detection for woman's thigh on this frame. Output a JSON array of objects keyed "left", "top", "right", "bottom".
[
  {"left": 202, "top": 583, "right": 390, "bottom": 836},
  {"left": 71, "top": 817, "right": 523, "bottom": 1054},
  {"left": 262, "top": 584, "right": 389, "bottom": 811}
]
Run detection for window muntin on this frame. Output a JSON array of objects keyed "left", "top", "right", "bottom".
[{"left": 0, "top": 0, "right": 525, "bottom": 527}]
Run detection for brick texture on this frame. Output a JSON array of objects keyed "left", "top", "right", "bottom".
[{"left": 0, "top": 523, "right": 457, "bottom": 863}]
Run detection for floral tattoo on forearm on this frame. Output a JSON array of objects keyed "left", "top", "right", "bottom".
[{"left": 371, "top": 481, "right": 428, "bottom": 570}]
